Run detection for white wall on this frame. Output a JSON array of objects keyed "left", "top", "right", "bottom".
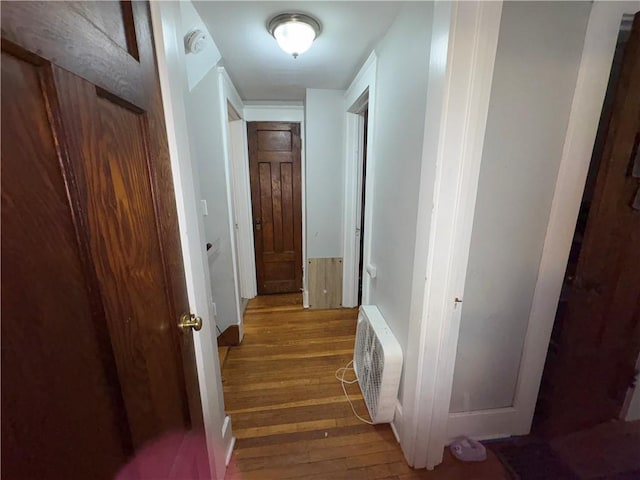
[
  {"left": 186, "top": 70, "right": 241, "bottom": 335},
  {"left": 367, "top": 2, "right": 434, "bottom": 363},
  {"left": 450, "top": 1, "right": 592, "bottom": 413},
  {"left": 180, "top": 1, "right": 221, "bottom": 91},
  {"left": 157, "top": 0, "right": 242, "bottom": 337},
  {"left": 305, "top": 89, "right": 345, "bottom": 258}
]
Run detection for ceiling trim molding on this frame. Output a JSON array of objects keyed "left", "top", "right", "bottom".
[{"left": 243, "top": 104, "right": 304, "bottom": 122}]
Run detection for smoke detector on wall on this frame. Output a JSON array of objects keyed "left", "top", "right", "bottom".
[{"left": 184, "top": 29, "right": 207, "bottom": 55}]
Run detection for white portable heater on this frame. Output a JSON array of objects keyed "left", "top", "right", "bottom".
[{"left": 353, "top": 305, "right": 403, "bottom": 424}]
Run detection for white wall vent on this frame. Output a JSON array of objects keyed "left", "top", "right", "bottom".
[{"left": 353, "top": 305, "right": 403, "bottom": 423}]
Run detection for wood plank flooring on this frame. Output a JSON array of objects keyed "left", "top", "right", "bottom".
[{"left": 224, "top": 294, "right": 508, "bottom": 479}]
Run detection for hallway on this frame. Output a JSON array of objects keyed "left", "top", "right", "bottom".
[{"left": 223, "top": 295, "right": 508, "bottom": 479}]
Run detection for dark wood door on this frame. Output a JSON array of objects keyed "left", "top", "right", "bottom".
[
  {"left": 248, "top": 122, "right": 303, "bottom": 294},
  {"left": 1, "top": 2, "right": 202, "bottom": 478},
  {"left": 542, "top": 13, "right": 640, "bottom": 435}
]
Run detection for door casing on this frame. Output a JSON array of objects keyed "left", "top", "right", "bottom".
[
  {"left": 400, "top": 1, "right": 503, "bottom": 470},
  {"left": 342, "top": 53, "right": 377, "bottom": 309},
  {"left": 446, "top": 0, "right": 640, "bottom": 442},
  {"left": 217, "top": 68, "right": 247, "bottom": 338},
  {"left": 150, "top": 3, "right": 233, "bottom": 477}
]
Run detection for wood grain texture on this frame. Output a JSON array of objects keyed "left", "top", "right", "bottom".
[
  {"left": 130, "top": 0, "right": 204, "bottom": 430},
  {"left": 53, "top": 66, "right": 189, "bottom": 445},
  {"left": 1, "top": 50, "right": 129, "bottom": 480},
  {"left": 308, "top": 258, "right": 344, "bottom": 309},
  {"left": 248, "top": 122, "right": 303, "bottom": 294},
  {"left": 1, "top": 2, "right": 202, "bottom": 476},
  {"left": 541, "top": 14, "right": 640, "bottom": 436},
  {"left": 1, "top": 1, "right": 148, "bottom": 109},
  {"left": 224, "top": 294, "right": 508, "bottom": 479}
]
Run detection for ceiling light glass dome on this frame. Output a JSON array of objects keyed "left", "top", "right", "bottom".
[{"left": 268, "top": 13, "right": 321, "bottom": 58}]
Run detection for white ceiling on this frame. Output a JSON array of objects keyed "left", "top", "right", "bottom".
[{"left": 194, "top": 2, "right": 403, "bottom": 101}]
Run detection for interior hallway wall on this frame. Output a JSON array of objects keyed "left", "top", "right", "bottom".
[
  {"left": 367, "top": 2, "right": 434, "bottom": 373},
  {"left": 305, "top": 89, "right": 345, "bottom": 259},
  {"left": 179, "top": 4, "right": 241, "bottom": 335},
  {"left": 450, "top": 1, "right": 592, "bottom": 413},
  {"left": 186, "top": 71, "right": 241, "bottom": 335},
  {"left": 180, "top": 1, "right": 220, "bottom": 91}
]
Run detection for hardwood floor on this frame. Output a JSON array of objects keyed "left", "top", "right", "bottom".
[{"left": 224, "top": 294, "right": 508, "bottom": 479}]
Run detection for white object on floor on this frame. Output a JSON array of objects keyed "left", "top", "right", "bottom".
[
  {"left": 449, "top": 436, "right": 487, "bottom": 462},
  {"left": 353, "top": 305, "right": 403, "bottom": 424}
]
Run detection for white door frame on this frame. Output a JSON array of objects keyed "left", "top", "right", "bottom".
[
  {"left": 342, "top": 53, "right": 377, "bottom": 308},
  {"left": 150, "top": 3, "right": 233, "bottom": 478},
  {"left": 402, "top": 1, "right": 639, "bottom": 471},
  {"left": 446, "top": 1, "right": 640, "bottom": 441},
  {"left": 227, "top": 116, "right": 257, "bottom": 302},
  {"left": 217, "top": 67, "right": 250, "bottom": 339},
  {"left": 400, "top": 1, "right": 503, "bottom": 470},
  {"left": 220, "top": 69, "right": 257, "bottom": 303}
]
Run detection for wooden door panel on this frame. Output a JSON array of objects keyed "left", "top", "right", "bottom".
[
  {"left": 1, "top": 1, "right": 204, "bottom": 476},
  {"left": 271, "top": 164, "right": 284, "bottom": 253},
  {"left": 249, "top": 122, "right": 302, "bottom": 294},
  {"left": 259, "top": 162, "right": 275, "bottom": 252},
  {"left": 281, "top": 163, "right": 295, "bottom": 252},
  {"left": 257, "top": 129, "right": 292, "bottom": 151},
  {"left": 68, "top": 2, "right": 139, "bottom": 57},
  {"left": 53, "top": 66, "right": 189, "bottom": 445},
  {"left": 1, "top": 1, "right": 148, "bottom": 109},
  {"left": 264, "top": 262, "right": 296, "bottom": 281},
  {"left": 1, "top": 50, "right": 130, "bottom": 480},
  {"left": 258, "top": 151, "right": 294, "bottom": 163}
]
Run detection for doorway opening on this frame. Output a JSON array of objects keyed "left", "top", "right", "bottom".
[
  {"left": 533, "top": 12, "right": 639, "bottom": 436},
  {"left": 343, "top": 78, "right": 375, "bottom": 309},
  {"left": 227, "top": 101, "right": 247, "bottom": 315},
  {"left": 224, "top": 99, "right": 260, "bottom": 310},
  {"left": 357, "top": 108, "right": 369, "bottom": 306}
]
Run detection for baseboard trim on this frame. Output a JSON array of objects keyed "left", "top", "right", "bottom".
[
  {"left": 222, "top": 415, "right": 235, "bottom": 466},
  {"left": 303, "top": 289, "right": 309, "bottom": 308},
  {"left": 391, "top": 402, "right": 403, "bottom": 444},
  {"left": 447, "top": 407, "right": 520, "bottom": 441},
  {"left": 240, "top": 297, "right": 250, "bottom": 314},
  {"left": 217, "top": 325, "right": 241, "bottom": 346}
]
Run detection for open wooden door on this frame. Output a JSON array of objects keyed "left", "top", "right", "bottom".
[
  {"left": 540, "top": 12, "right": 640, "bottom": 436},
  {"left": 248, "top": 122, "right": 303, "bottom": 294},
  {"left": 1, "top": 2, "right": 204, "bottom": 478}
]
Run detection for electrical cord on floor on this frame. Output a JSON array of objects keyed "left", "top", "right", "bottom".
[{"left": 335, "top": 360, "right": 374, "bottom": 425}]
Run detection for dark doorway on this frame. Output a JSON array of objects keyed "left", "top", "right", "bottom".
[
  {"left": 533, "top": 12, "right": 640, "bottom": 436},
  {"left": 357, "top": 109, "right": 369, "bottom": 305}
]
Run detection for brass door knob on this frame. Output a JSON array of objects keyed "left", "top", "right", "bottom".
[{"left": 178, "top": 313, "right": 203, "bottom": 332}]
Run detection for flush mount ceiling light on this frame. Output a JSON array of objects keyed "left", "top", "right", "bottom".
[{"left": 267, "top": 13, "right": 321, "bottom": 59}]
